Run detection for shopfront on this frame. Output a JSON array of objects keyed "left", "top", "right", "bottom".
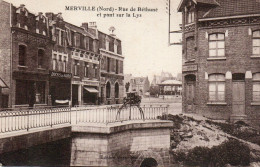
[
  {"left": 49, "top": 71, "right": 71, "bottom": 106},
  {"left": 13, "top": 71, "right": 49, "bottom": 108},
  {"left": 72, "top": 80, "right": 99, "bottom": 106}
]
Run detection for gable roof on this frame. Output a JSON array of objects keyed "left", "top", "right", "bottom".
[
  {"left": 178, "top": 0, "right": 219, "bottom": 12},
  {"left": 203, "top": 0, "right": 260, "bottom": 18}
]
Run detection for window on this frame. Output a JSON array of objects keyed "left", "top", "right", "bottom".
[
  {"left": 58, "top": 55, "right": 62, "bottom": 71},
  {"left": 18, "top": 45, "right": 26, "bottom": 66},
  {"left": 115, "top": 82, "right": 119, "bottom": 98},
  {"left": 63, "top": 59, "right": 67, "bottom": 72},
  {"left": 209, "top": 33, "right": 225, "bottom": 57},
  {"left": 107, "top": 57, "right": 110, "bottom": 72},
  {"left": 116, "top": 60, "right": 119, "bottom": 74},
  {"left": 253, "top": 73, "right": 260, "bottom": 102},
  {"left": 186, "top": 36, "right": 195, "bottom": 60},
  {"left": 74, "top": 60, "right": 79, "bottom": 76},
  {"left": 187, "top": 10, "right": 195, "bottom": 24},
  {"left": 253, "top": 30, "right": 260, "bottom": 55},
  {"left": 93, "top": 64, "right": 98, "bottom": 78},
  {"left": 52, "top": 56, "right": 57, "bottom": 70},
  {"left": 84, "top": 62, "right": 89, "bottom": 77},
  {"left": 106, "top": 82, "right": 111, "bottom": 98},
  {"left": 38, "top": 49, "right": 44, "bottom": 68},
  {"left": 114, "top": 44, "right": 118, "bottom": 54},
  {"left": 35, "top": 81, "right": 45, "bottom": 104},
  {"left": 209, "top": 74, "right": 225, "bottom": 101}
]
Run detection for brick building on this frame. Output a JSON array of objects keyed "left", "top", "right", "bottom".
[
  {"left": 0, "top": 1, "right": 124, "bottom": 108},
  {"left": 66, "top": 22, "right": 100, "bottom": 106},
  {"left": 178, "top": 0, "right": 260, "bottom": 126},
  {"left": 93, "top": 25, "right": 124, "bottom": 105},
  {"left": 0, "top": 1, "right": 52, "bottom": 108},
  {"left": 45, "top": 12, "right": 72, "bottom": 106}
]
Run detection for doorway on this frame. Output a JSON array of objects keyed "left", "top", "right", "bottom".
[{"left": 232, "top": 73, "right": 245, "bottom": 117}]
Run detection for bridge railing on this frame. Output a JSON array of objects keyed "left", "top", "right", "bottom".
[
  {"left": 75, "top": 105, "right": 169, "bottom": 124},
  {"left": 0, "top": 106, "right": 71, "bottom": 133}
]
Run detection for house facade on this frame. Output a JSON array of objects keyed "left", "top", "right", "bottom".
[
  {"left": 97, "top": 27, "right": 124, "bottom": 104},
  {"left": 0, "top": 1, "right": 124, "bottom": 108},
  {"left": 0, "top": 2, "right": 53, "bottom": 108},
  {"left": 178, "top": 0, "right": 260, "bottom": 126}
]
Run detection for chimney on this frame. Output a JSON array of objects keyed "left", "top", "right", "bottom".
[
  {"left": 109, "top": 26, "right": 116, "bottom": 37},
  {"left": 89, "top": 22, "right": 97, "bottom": 29},
  {"left": 45, "top": 12, "right": 54, "bottom": 20},
  {"left": 20, "top": 4, "right": 25, "bottom": 8},
  {"left": 81, "top": 22, "right": 88, "bottom": 31}
]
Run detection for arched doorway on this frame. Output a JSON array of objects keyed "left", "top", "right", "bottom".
[
  {"left": 106, "top": 82, "right": 111, "bottom": 104},
  {"left": 140, "top": 158, "right": 158, "bottom": 167},
  {"left": 115, "top": 82, "right": 119, "bottom": 104}
]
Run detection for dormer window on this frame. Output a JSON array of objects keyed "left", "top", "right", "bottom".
[
  {"left": 114, "top": 39, "right": 118, "bottom": 54},
  {"left": 16, "top": 4, "right": 29, "bottom": 29},
  {"left": 105, "top": 36, "right": 110, "bottom": 50},
  {"left": 186, "top": 5, "right": 195, "bottom": 24}
]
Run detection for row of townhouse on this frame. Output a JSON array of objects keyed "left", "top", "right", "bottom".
[
  {"left": 178, "top": 0, "right": 260, "bottom": 127},
  {"left": 0, "top": 1, "right": 124, "bottom": 108}
]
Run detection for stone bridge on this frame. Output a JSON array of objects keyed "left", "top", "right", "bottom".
[
  {"left": 0, "top": 106, "right": 172, "bottom": 166},
  {"left": 71, "top": 120, "right": 173, "bottom": 167}
]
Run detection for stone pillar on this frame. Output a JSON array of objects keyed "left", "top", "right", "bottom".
[
  {"left": 245, "top": 71, "right": 252, "bottom": 117},
  {"left": 78, "top": 84, "right": 82, "bottom": 105},
  {"left": 225, "top": 71, "right": 232, "bottom": 118}
]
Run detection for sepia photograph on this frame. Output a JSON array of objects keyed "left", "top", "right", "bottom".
[{"left": 0, "top": 0, "right": 260, "bottom": 166}]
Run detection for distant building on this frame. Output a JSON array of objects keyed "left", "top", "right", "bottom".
[
  {"left": 124, "top": 74, "right": 150, "bottom": 96},
  {"left": 151, "top": 71, "right": 175, "bottom": 86},
  {"left": 158, "top": 80, "right": 182, "bottom": 98},
  {"left": 133, "top": 77, "right": 150, "bottom": 95}
]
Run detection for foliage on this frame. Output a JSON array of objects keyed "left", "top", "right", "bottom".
[
  {"left": 149, "top": 85, "right": 159, "bottom": 96},
  {"left": 173, "top": 140, "right": 250, "bottom": 167}
]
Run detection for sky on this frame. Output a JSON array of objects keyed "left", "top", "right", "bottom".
[{"left": 5, "top": 0, "right": 183, "bottom": 80}]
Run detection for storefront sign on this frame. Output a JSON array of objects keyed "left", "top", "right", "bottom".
[
  {"left": 50, "top": 71, "right": 72, "bottom": 79},
  {"left": 82, "top": 81, "right": 99, "bottom": 86},
  {"left": 182, "top": 64, "right": 198, "bottom": 72}
]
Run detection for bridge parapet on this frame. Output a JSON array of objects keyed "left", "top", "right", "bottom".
[{"left": 71, "top": 120, "right": 173, "bottom": 167}]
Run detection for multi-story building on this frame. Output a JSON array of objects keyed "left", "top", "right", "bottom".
[
  {"left": 178, "top": 0, "right": 260, "bottom": 126},
  {"left": 66, "top": 22, "right": 100, "bottom": 106},
  {"left": 45, "top": 12, "right": 72, "bottom": 106},
  {"left": 0, "top": 2, "right": 52, "bottom": 108},
  {"left": 0, "top": 2, "right": 124, "bottom": 108},
  {"left": 92, "top": 25, "right": 124, "bottom": 104}
]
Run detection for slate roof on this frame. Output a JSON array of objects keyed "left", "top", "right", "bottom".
[{"left": 203, "top": 0, "right": 260, "bottom": 18}]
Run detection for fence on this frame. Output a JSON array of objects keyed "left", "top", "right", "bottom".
[
  {"left": 0, "top": 106, "right": 71, "bottom": 133},
  {"left": 75, "top": 105, "right": 169, "bottom": 124},
  {"left": 0, "top": 105, "right": 168, "bottom": 134}
]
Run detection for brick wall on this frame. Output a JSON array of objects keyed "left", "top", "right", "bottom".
[
  {"left": 183, "top": 20, "right": 260, "bottom": 126},
  {"left": 0, "top": 1, "right": 11, "bottom": 100}
]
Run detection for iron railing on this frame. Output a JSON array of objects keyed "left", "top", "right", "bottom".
[
  {"left": 0, "top": 105, "right": 169, "bottom": 134},
  {"left": 0, "top": 106, "right": 71, "bottom": 133},
  {"left": 75, "top": 105, "right": 169, "bottom": 124}
]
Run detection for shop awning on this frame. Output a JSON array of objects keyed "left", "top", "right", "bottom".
[{"left": 84, "top": 87, "right": 99, "bottom": 93}]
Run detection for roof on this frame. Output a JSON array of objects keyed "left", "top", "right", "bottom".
[
  {"left": 178, "top": 0, "right": 219, "bottom": 12},
  {"left": 64, "top": 22, "right": 96, "bottom": 39},
  {"left": 203, "top": 0, "right": 260, "bottom": 18},
  {"left": 158, "top": 80, "right": 182, "bottom": 85}
]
